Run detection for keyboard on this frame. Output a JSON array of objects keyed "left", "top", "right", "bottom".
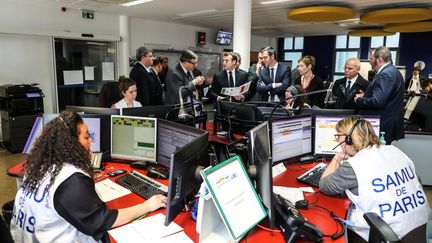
[
  {"left": 297, "top": 163, "right": 327, "bottom": 187},
  {"left": 116, "top": 171, "right": 168, "bottom": 199}
]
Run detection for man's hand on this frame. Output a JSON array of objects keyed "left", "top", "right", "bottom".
[
  {"left": 193, "top": 76, "right": 205, "bottom": 86},
  {"left": 354, "top": 90, "right": 364, "bottom": 102},
  {"left": 233, "top": 95, "right": 244, "bottom": 101},
  {"left": 272, "top": 82, "right": 282, "bottom": 89}
]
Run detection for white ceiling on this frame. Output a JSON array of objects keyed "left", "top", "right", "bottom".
[{"left": 29, "top": 0, "right": 432, "bottom": 37}]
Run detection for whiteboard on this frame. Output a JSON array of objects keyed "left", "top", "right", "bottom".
[{"left": 0, "top": 34, "right": 55, "bottom": 113}]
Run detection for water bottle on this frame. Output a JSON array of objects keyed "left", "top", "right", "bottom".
[{"left": 379, "top": 132, "right": 386, "bottom": 145}]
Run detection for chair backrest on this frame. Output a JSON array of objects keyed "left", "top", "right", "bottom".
[
  {"left": 363, "top": 212, "right": 400, "bottom": 243},
  {"left": 0, "top": 214, "right": 14, "bottom": 243},
  {"left": 98, "top": 81, "right": 121, "bottom": 108}
]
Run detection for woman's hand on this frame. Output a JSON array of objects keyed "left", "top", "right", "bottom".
[{"left": 144, "top": 194, "right": 168, "bottom": 212}]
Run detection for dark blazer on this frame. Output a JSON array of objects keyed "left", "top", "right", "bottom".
[
  {"left": 256, "top": 63, "right": 291, "bottom": 101},
  {"left": 165, "top": 63, "right": 201, "bottom": 105},
  {"left": 210, "top": 69, "right": 250, "bottom": 102},
  {"left": 355, "top": 63, "right": 405, "bottom": 144},
  {"left": 293, "top": 75, "right": 325, "bottom": 108},
  {"left": 129, "top": 62, "right": 153, "bottom": 106},
  {"left": 332, "top": 75, "right": 369, "bottom": 109},
  {"left": 149, "top": 69, "right": 164, "bottom": 105}
]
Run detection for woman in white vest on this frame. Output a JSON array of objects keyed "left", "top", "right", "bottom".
[
  {"left": 319, "top": 116, "right": 429, "bottom": 242},
  {"left": 112, "top": 76, "right": 142, "bottom": 109},
  {"left": 10, "top": 111, "right": 166, "bottom": 243}
]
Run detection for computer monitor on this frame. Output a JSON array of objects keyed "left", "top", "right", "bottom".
[
  {"left": 80, "top": 114, "right": 111, "bottom": 153},
  {"left": 314, "top": 115, "right": 380, "bottom": 156},
  {"left": 111, "top": 115, "right": 157, "bottom": 162},
  {"left": 217, "top": 101, "right": 257, "bottom": 121},
  {"left": 65, "top": 105, "right": 120, "bottom": 115},
  {"left": 305, "top": 108, "right": 355, "bottom": 116},
  {"left": 247, "top": 121, "right": 275, "bottom": 229},
  {"left": 165, "top": 131, "right": 209, "bottom": 226},
  {"left": 271, "top": 114, "right": 313, "bottom": 163},
  {"left": 256, "top": 106, "right": 291, "bottom": 121},
  {"left": 157, "top": 119, "right": 206, "bottom": 168},
  {"left": 122, "top": 105, "right": 176, "bottom": 119}
]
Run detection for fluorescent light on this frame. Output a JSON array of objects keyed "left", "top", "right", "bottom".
[
  {"left": 260, "top": 0, "right": 294, "bottom": 5},
  {"left": 176, "top": 9, "right": 219, "bottom": 17},
  {"left": 121, "top": 0, "right": 153, "bottom": 7}
]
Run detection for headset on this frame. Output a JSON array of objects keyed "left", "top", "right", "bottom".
[{"left": 345, "top": 115, "right": 364, "bottom": 145}]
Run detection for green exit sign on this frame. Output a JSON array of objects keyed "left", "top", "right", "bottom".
[{"left": 82, "top": 10, "right": 94, "bottom": 19}]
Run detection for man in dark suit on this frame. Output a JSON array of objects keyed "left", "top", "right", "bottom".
[
  {"left": 165, "top": 50, "right": 205, "bottom": 105},
  {"left": 355, "top": 46, "right": 405, "bottom": 144},
  {"left": 149, "top": 57, "right": 164, "bottom": 105},
  {"left": 256, "top": 46, "right": 291, "bottom": 102},
  {"left": 210, "top": 52, "right": 250, "bottom": 102},
  {"left": 332, "top": 57, "right": 369, "bottom": 109},
  {"left": 129, "top": 46, "right": 155, "bottom": 106}
]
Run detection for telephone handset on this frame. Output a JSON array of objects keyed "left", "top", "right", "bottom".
[
  {"left": 91, "top": 152, "right": 103, "bottom": 170},
  {"left": 274, "top": 194, "right": 323, "bottom": 243}
]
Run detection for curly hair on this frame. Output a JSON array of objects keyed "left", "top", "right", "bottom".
[{"left": 22, "top": 110, "right": 93, "bottom": 194}]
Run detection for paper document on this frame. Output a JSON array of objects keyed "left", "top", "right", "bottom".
[
  {"left": 95, "top": 179, "right": 131, "bottom": 202},
  {"left": 109, "top": 213, "right": 184, "bottom": 242},
  {"left": 220, "top": 81, "right": 251, "bottom": 96},
  {"left": 273, "top": 186, "right": 304, "bottom": 203}
]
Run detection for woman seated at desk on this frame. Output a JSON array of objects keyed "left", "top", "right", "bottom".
[
  {"left": 10, "top": 111, "right": 166, "bottom": 242},
  {"left": 112, "top": 76, "right": 142, "bottom": 108},
  {"left": 319, "top": 116, "right": 429, "bottom": 242}
]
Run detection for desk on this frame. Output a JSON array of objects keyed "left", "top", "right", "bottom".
[{"left": 7, "top": 161, "right": 349, "bottom": 242}]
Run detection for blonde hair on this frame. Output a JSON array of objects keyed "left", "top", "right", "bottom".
[
  {"left": 335, "top": 116, "right": 381, "bottom": 152},
  {"left": 298, "top": 55, "right": 316, "bottom": 70}
]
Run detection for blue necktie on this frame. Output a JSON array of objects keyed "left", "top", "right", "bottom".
[{"left": 345, "top": 80, "right": 351, "bottom": 95}]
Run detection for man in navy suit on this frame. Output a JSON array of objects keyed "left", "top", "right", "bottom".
[
  {"left": 332, "top": 57, "right": 369, "bottom": 109},
  {"left": 210, "top": 52, "right": 250, "bottom": 102},
  {"left": 129, "top": 46, "right": 155, "bottom": 106},
  {"left": 354, "top": 46, "right": 405, "bottom": 144},
  {"left": 256, "top": 46, "right": 291, "bottom": 102}
]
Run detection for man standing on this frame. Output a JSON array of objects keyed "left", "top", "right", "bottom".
[
  {"left": 332, "top": 57, "right": 368, "bottom": 109},
  {"left": 165, "top": 50, "right": 205, "bottom": 105},
  {"left": 149, "top": 57, "right": 164, "bottom": 105},
  {"left": 210, "top": 52, "right": 250, "bottom": 102},
  {"left": 256, "top": 46, "right": 291, "bottom": 102},
  {"left": 129, "top": 46, "right": 155, "bottom": 106},
  {"left": 354, "top": 46, "right": 405, "bottom": 144}
]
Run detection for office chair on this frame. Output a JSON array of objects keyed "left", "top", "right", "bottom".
[
  {"left": 0, "top": 214, "right": 14, "bottom": 243},
  {"left": 363, "top": 212, "right": 400, "bottom": 243},
  {"left": 98, "top": 81, "right": 121, "bottom": 108}
]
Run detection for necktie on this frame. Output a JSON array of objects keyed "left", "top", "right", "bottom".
[
  {"left": 345, "top": 80, "right": 351, "bottom": 95},
  {"left": 186, "top": 71, "right": 193, "bottom": 81},
  {"left": 270, "top": 68, "right": 274, "bottom": 82},
  {"left": 228, "top": 71, "right": 234, "bottom": 87}
]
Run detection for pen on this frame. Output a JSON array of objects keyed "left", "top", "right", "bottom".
[
  {"left": 133, "top": 213, "right": 148, "bottom": 222},
  {"left": 102, "top": 182, "right": 122, "bottom": 193}
]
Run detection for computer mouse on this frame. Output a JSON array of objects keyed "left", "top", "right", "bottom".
[
  {"left": 130, "top": 161, "right": 149, "bottom": 170},
  {"left": 146, "top": 166, "right": 169, "bottom": 180},
  {"left": 295, "top": 199, "right": 309, "bottom": 209}
]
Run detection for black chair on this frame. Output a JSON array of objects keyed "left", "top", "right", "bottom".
[
  {"left": 0, "top": 214, "right": 14, "bottom": 243},
  {"left": 98, "top": 81, "right": 121, "bottom": 108},
  {"left": 364, "top": 212, "right": 428, "bottom": 243}
]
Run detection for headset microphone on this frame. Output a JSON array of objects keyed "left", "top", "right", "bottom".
[{"left": 332, "top": 140, "right": 346, "bottom": 150}]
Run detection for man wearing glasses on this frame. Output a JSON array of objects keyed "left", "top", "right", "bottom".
[{"left": 165, "top": 50, "right": 205, "bottom": 105}]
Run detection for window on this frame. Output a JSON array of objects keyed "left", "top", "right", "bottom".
[
  {"left": 370, "top": 33, "right": 400, "bottom": 64},
  {"left": 284, "top": 37, "right": 303, "bottom": 69},
  {"left": 333, "top": 35, "right": 360, "bottom": 81}
]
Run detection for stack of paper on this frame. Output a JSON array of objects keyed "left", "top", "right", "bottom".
[
  {"left": 109, "top": 213, "right": 193, "bottom": 242},
  {"left": 95, "top": 179, "right": 131, "bottom": 202}
]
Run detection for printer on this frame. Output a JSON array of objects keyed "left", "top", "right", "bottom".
[{"left": 0, "top": 83, "right": 44, "bottom": 152}]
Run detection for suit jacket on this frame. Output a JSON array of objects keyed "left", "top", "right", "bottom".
[
  {"left": 256, "top": 63, "right": 291, "bottom": 101},
  {"left": 165, "top": 63, "right": 201, "bottom": 105},
  {"left": 129, "top": 62, "right": 153, "bottom": 106},
  {"left": 149, "top": 69, "right": 164, "bottom": 105},
  {"left": 355, "top": 63, "right": 405, "bottom": 144},
  {"left": 332, "top": 75, "right": 369, "bottom": 109},
  {"left": 210, "top": 69, "right": 250, "bottom": 102}
]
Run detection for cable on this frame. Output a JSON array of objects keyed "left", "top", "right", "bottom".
[
  {"left": 308, "top": 205, "right": 345, "bottom": 239},
  {"left": 256, "top": 224, "right": 281, "bottom": 233}
]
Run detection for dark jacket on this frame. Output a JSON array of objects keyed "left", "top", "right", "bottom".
[
  {"left": 256, "top": 64, "right": 291, "bottom": 101},
  {"left": 332, "top": 75, "right": 369, "bottom": 109},
  {"left": 210, "top": 69, "right": 250, "bottom": 102}
]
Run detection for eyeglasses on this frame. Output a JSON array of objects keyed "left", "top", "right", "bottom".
[
  {"left": 334, "top": 133, "right": 346, "bottom": 141},
  {"left": 187, "top": 60, "right": 198, "bottom": 65}
]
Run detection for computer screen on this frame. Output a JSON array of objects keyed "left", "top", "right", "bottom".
[
  {"left": 215, "top": 30, "right": 232, "bottom": 45},
  {"left": 122, "top": 105, "right": 176, "bottom": 119},
  {"left": 314, "top": 115, "right": 380, "bottom": 155},
  {"left": 157, "top": 119, "right": 206, "bottom": 168},
  {"left": 65, "top": 105, "right": 120, "bottom": 115},
  {"left": 165, "top": 131, "right": 209, "bottom": 226},
  {"left": 217, "top": 101, "right": 257, "bottom": 121},
  {"left": 271, "top": 114, "right": 313, "bottom": 163},
  {"left": 111, "top": 115, "right": 157, "bottom": 162},
  {"left": 80, "top": 114, "right": 111, "bottom": 154},
  {"left": 247, "top": 121, "right": 275, "bottom": 229}
]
